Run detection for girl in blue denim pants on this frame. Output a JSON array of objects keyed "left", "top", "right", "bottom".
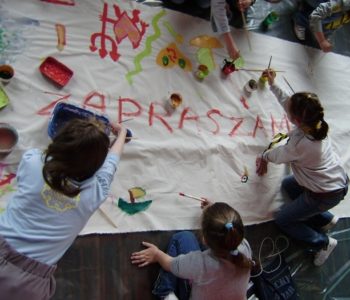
[
  {"left": 256, "top": 69, "right": 348, "bottom": 267},
  {"left": 131, "top": 201, "right": 253, "bottom": 300}
]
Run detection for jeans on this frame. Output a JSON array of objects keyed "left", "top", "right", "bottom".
[
  {"left": 275, "top": 175, "right": 348, "bottom": 250},
  {"left": 152, "top": 231, "right": 201, "bottom": 300}
]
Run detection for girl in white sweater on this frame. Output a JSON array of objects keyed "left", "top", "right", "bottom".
[{"left": 256, "top": 69, "right": 348, "bottom": 266}]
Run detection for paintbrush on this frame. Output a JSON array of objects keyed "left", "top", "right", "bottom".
[
  {"left": 238, "top": 68, "right": 285, "bottom": 72},
  {"left": 179, "top": 192, "right": 205, "bottom": 202},
  {"left": 98, "top": 207, "right": 118, "bottom": 228},
  {"left": 241, "top": 11, "right": 252, "bottom": 51},
  {"left": 283, "top": 76, "right": 295, "bottom": 93},
  {"left": 267, "top": 55, "right": 272, "bottom": 69},
  {"left": 119, "top": 118, "right": 133, "bottom": 123}
]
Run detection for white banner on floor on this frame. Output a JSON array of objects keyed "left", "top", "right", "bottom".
[{"left": 0, "top": 0, "right": 349, "bottom": 234}]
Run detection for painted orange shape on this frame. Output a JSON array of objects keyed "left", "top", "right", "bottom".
[{"left": 156, "top": 42, "right": 192, "bottom": 71}]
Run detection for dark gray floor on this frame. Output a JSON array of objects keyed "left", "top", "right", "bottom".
[{"left": 53, "top": 1, "right": 350, "bottom": 299}]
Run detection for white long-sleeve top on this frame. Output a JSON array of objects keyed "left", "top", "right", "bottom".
[
  {"left": 211, "top": 0, "right": 230, "bottom": 34},
  {"left": 262, "top": 84, "right": 348, "bottom": 193}
]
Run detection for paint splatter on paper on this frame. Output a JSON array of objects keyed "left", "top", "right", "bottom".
[
  {"left": 56, "top": 24, "right": 66, "bottom": 51},
  {"left": 0, "top": 9, "right": 38, "bottom": 64},
  {"left": 163, "top": 21, "right": 183, "bottom": 44}
]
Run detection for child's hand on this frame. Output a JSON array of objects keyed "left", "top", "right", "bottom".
[
  {"left": 237, "top": 0, "right": 253, "bottom": 11},
  {"left": 256, "top": 155, "right": 268, "bottom": 176},
  {"left": 319, "top": 39, "right": 332, "bottom": 53},
  {"left": 263, "top": 68, "right": 276, "bottom": 86},
  {"left": 228, "top": 46, "right": 240, "bottom": 61},
  {"left": 200, "top": 198, "right": 213, "bottom": 209},
  {"left": 110, "top": 123, "right": 124, "bottom": 136},
  {"left": 130, "top": 241, "right": 160, "bottom": 267}
]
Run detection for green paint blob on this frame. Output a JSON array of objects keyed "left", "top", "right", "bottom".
[
  {"left": 117, "top": 198, "right": 152, "bottom": 215},
  {"left": 162, "top": 55, "right": 169, "bottom": 66},
  {"left": 178, "top": 58, "right": 186, "bottom": 68},
  {"left": 234, "top": 56, "right": 245, "bottom": 69},
  {"left": 196, "top": 48, "right": 215, "bottom": 71}
]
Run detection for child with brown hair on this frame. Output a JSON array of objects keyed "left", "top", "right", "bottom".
[
  {"left": 256, "top": 69, "right": 348, "bottom": 266},
  {"left": 131, "top": 201, "right": 253, "bottom": 300},
  {"left": 0, "top": 118, "right": 127, "bottom": 300}
]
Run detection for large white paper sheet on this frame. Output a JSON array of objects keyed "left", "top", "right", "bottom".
[{"left": 0, "top": 0, "right": 349, "bottom": 234}]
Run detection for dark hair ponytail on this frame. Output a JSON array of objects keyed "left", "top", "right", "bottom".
[
  {"left": 290, "top": 92, "right": 328, "bottom": 140},
  {"left": 201, "top": 202, "right": 253, "bottom": 269}
]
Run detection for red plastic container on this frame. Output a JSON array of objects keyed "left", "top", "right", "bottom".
[{"left": 39, "top": 56, "right": 73, "bottom": 87}]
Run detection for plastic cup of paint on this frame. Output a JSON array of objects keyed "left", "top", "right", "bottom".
[
  {"left": 244, "top": 79, "right": 258, "bottom": 93},
  {"left": 170, "top": 93, "right": 182, "bottom": 109},
  {"left": 0, "top": 123, "right": 18, "bottom": 159},
  {"left": 195, "top": 64, "right": 209, "bottom": 80},
  {"left": 262, "top": 11, "right": 279, "bottom": 29},
  {"left": 0, "top": 65, "right": 14, "bottom": 84}
]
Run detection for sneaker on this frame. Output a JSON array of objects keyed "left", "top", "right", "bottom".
[
  {"left": 293, "top": 22, "right": 306, "bottom": 41},
  {"left": 163, "top": 292, "right": 179, "bottom": 300},
  {"left": 314, "top": 237, "right": 337, "bottom": 266},
  {"left": 321, "top": 215, "right": 339, "bottom": 232}
]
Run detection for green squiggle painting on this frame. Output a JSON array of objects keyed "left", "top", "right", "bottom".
[{"left": 125, "top": 10, "right": 166, "bottom": 84}]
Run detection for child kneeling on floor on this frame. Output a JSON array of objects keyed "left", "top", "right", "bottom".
[
  {"left": 131, "top": 201, "right": 253, "bottom": 300},
  {"left": 256, "top": 69, "right": 348, "bottom": 266}
]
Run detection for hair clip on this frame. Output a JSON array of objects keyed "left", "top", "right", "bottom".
[
  {"left": 230, "top": 249, "right": 239, "bottom": 256},
  {"left": 225, "top": 222, "right": 233, "bottom": 230}
]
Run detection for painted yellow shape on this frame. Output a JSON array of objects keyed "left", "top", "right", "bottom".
[
  {"left": 190, "top": 35, "right": 223, "bottom": 49},
  {"left": 156, "top": 42, "right": 192, "bottom": 71},
  {"left": 128, "top": 187, "right": 146, "bottom": 199}
]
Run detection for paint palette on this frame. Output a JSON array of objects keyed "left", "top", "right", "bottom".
[
  {"left": 48, "top": 102, "right": 110, "bottom": 138},
  {"left": 39, "top": 56, "right": 73, "bottom": 87}
]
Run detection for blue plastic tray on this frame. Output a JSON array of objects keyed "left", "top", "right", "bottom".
[{"left": 48, "top": 102, "right": 110, "bottom": 138}]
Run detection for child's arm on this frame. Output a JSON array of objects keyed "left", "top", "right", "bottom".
[
  {"left": 109, "top": 123, "right": 127, "bottom": 156},
  {"left": 211, "top": 0, "right": 240, "bottom": 60},
  {"left": 309, "top": 0, "right": 348, "bottom": 52},
  {"left": 130, "top": 241, "right": 173, "bottom": 271},
  {"left": 265, "top": 69, "right": 291, "bottom": 116}
]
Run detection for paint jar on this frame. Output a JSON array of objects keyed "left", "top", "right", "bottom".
[
  {"left": 244, "top": 79, "right": 258, "bottom": 93},
  {"left": 195, "top": 64, "right": 209, "bottom": 80},
  {"left": 259, "top": 74, "right": 268, "bottom": 86},
  {"left": 165, "top": 93, "right": 182, "bottom": 114},
  {"left": 222, "top": 58, "right": 235, "bottom": 75},
  {"left": 262, "top": 11, "right": 279, "bottom": 30},
  {"left": 0, "top": 123, "right": 18, "bottom": 159},
  {"left": 259, "top": 69, "right": 276, "bottom": 86},
  {"left": 0, "top": 65, "right": 14, "bottom": 84}
]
